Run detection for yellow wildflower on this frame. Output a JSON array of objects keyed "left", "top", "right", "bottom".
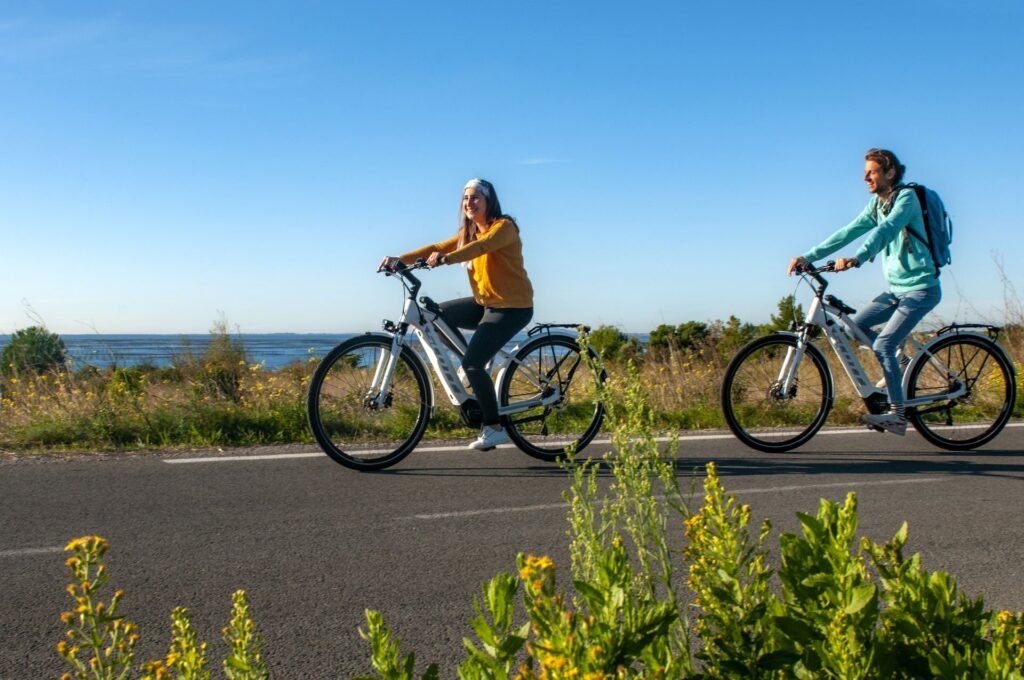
[{"left": 64, "top": 535, "right": 107, "bottom": 552}]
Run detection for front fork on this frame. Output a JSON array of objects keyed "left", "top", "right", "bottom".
[
  {"left": 366, "top": 329, "right": 406, "bottom": 409},
  {"left": 777, "top": 330, "right": 810, "bottom": 395}
]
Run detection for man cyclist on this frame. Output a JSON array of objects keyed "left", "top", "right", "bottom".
[{"left": 788, "top": 148, "right": 942, "bottom": 435}]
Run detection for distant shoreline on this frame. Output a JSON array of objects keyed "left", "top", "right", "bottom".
[
  {"left": 0, "top": 333, "right": 359, "bottom": 371},
  {"left": 0, "top": 331, "right": 652, "bottom": 371}
]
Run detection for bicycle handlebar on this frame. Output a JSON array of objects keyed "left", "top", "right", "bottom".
[
  {"left": 793, "top": 260, "right": 836, "bottom": 275},
  {"left": 378, "top": 258, "right": 431, "bottom": 274},
  {"left": 792, "top": 260, "right": 837, "bottom": 294},
  {"left": 377, "top": 258, "right": 430, "bottom": 298}
]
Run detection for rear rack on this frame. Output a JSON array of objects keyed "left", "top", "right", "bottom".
[
  {"left": 528, "top": 323, "right": 590, "bottom": 337},
  {"left": 936, "top": 323, "right": 1002, "bottom": 340}
]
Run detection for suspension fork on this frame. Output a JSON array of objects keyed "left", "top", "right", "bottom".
[
  {"left": 778, "top": 330, "right": 811, "bottom": 394},
  {"left": 368, "top": 329, "right": 407, "bottom": 408}
]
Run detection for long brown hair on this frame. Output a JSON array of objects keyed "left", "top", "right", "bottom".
[{"left": 456, "top": 179, "right": 516, "bottom": 249}]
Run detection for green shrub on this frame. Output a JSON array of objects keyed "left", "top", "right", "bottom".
[
  {"left": 587, "top": 325, "right": 640, "bottom": 363},
  {"left": 1, "top": 325, "right": 67, "bottom": 377},
  {"left": 649, "top": 321, "right": 709, "bottom": 353}
]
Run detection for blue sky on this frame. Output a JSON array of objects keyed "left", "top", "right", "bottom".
[{"left": 2, "top": 1, "right": 1022, "bottom": 334}]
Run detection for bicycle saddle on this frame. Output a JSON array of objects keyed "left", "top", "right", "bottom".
[{"left": 824, "top": 295, "right": 857, "bottom": 316}]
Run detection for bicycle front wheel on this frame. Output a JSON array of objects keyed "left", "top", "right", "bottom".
[
  {"left": 306, "top": 334, "right": 431, "bottom": 471},
  {"left": 907, "top": 333, "right": 1016, "bottom": 450},
  {"left": 499, "top": 335, "right": 605, "bottom": 462},
  {"left": 721, "top": 334, "right": 833, "bottom": 452}
]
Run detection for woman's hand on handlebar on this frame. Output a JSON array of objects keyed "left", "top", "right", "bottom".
[
  {"left": 834, "top": 257, "right": 859, "bottom": 272},
  {"left": 426, "top": 251, "right": 446, "bottom": 268},
  {"left": 787, "top": 256, "right": 808, "bottom": 275},
  {"left": 378, "top": 256, "right": 401, "bottom": 272}
]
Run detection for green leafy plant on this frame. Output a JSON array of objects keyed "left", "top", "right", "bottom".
[
  {"left": 458, "top": 572, "right": 529, "bottom": 678},
  {"left": 2, "top": 325, "right": 67, "bottom": 377},
  {"left": 684, "top": 462, "right": 779, "bottom": 677},
  {"left": 353, "top": 610, "right": 438, "bottom": 680}
]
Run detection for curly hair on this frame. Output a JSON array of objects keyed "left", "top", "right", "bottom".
[{"left": 865, "top": 148, "right": 906, "bottom": 185}]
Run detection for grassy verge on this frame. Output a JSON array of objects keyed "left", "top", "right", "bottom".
[{"left": 2, "top": 326, "right": 1021, "bottom": 452}]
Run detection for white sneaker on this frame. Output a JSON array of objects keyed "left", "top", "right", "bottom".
[
  {"left": 861, "top": 411, "right": 907, "bottom": 436},
  {"left": 469, "top": 425, "right": 510, "bottom": 451}
]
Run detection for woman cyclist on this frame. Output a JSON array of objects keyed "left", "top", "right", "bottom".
[
  {"left": 788, "top": 148, "right": 942, "bottom": 436},
  {"left": 380, "top": 178, "right": 534, "bottom": 451}
]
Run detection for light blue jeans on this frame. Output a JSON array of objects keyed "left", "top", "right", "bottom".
[{"left": 852, "top": 285, "right": 942, "bottom": 407}]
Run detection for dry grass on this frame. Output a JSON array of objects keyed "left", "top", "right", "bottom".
[{"left": 2, "top": 321, "right": 1020, "bottom": 452}]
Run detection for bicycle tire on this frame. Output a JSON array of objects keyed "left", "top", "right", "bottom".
[
  {"left": 721, "top": 334, "right": 834, "bottom": 452},
  {"left": 906, "top": 333, "right": 1016, "bottom": 450},
  {"left": 307, "top": 333, "right": 432, "bottom": 471},
  {"left": 498, "top": 334, "right": 605, "bottom": 462}
]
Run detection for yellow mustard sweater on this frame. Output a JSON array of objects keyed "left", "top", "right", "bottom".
[{"left": 400, "top": 218, "right": 534, "bottom": 308}]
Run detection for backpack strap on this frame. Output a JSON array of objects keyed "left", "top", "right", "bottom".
[
  {"left": 880, "top": 185, "right": 908, "bottom": 257},
  {"left": 904, "top": 183, "right": 941, "bottom": 277}
]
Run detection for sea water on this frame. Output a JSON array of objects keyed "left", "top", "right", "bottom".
[{"left": 0, "top": 334, "right": 355, "bottom": 371}]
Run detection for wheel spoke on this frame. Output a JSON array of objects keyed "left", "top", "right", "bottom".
[
  {"left": 307, "top": 337, "right": 430, "bottom": 470},
  {"left": 500, "top": 336, "right": 604, "bottom": 460},
  {"left": 907, "top": 335, "right": 1015, "bottom": 450},
  {"left": 722, "top": 336, "right": 831, "bottom": 452}
]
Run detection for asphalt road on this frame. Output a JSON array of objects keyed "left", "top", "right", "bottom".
[{"left": 2, "top": 423, "right": 1023, "bottom": 679}]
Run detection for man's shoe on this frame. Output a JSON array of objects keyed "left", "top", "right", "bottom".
[
  {"left": 469, "top": 425, "right": 510, "bottom": 451},
  {"left": 861, "top": 411, "right": 907, "bottom": 436}
]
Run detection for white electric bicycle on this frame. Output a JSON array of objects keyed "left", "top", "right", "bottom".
[
  {"left": 306, "top": 260, "right": 605, "bottom": 471},
  {"left": 721, "top": 261, "right": 1017, "bottom": 452}
]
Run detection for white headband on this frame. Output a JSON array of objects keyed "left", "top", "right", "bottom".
[{"left": 463, "top": 179, "right": 491, "bottom": 198}]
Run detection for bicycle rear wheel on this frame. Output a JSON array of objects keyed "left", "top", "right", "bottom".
[
  {"left": 906, "top": 334, "right": 1016, "bottom": 450},
  {"left": 306, "top": 334, "right": 431, "bottom": 471},
  {"left": 721, "top": 334, "right": 833, "bottom": 452},
  {"left": 499, "top": 335, "right": 605, "bottom": 462}
]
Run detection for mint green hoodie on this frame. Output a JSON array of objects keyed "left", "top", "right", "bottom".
[{"left": 803, "top": 188, "right": 939, "bottom": 293}]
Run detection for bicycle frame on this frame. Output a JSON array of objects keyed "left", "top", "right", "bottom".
[
  {"left": 368, "top": 263, "right": 571, "bottom": 416},
  {"left": 780, "top": 265, "right": 970, "bottom": 411}
]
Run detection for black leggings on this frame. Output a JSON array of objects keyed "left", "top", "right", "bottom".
[{"left": 439, "top": 297, "right": 533, "bottom": 426}]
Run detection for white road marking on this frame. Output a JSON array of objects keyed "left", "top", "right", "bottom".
[
  {"left": 0, "top": 546, "right": 64, "bottom": 558},
  {"left": 408, "top": 476, "right": 954, "bottom": 520},
  {"left": 162, "top": 421, "right": 1022, "bottom": 464}
]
